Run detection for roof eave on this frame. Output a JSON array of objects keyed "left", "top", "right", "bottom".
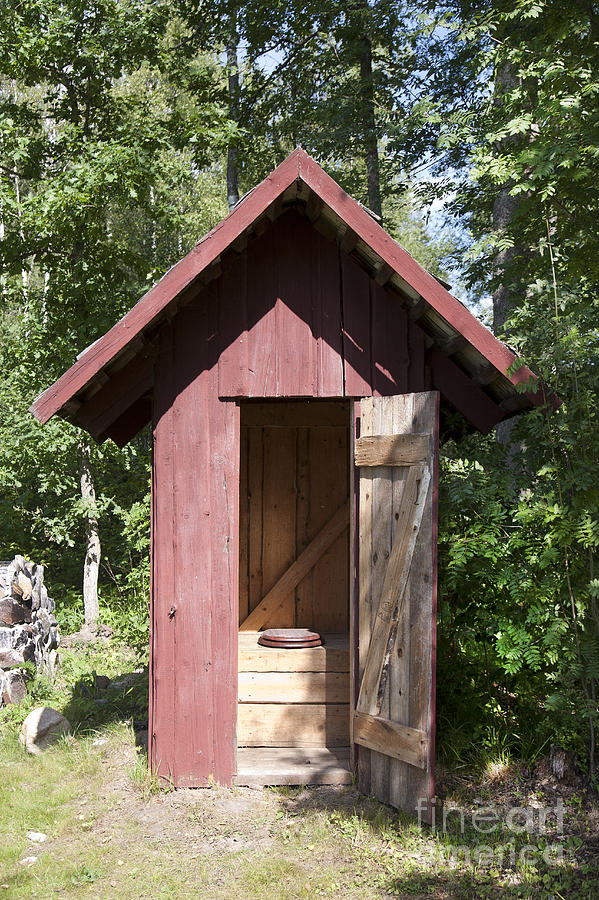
[{"left": 30, "top": 148, "right": 557, "bottom": 433}]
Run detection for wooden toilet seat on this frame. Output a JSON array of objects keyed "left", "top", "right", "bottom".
[{"left": 257, "top": 628, "right": 323, "bottom": 649}]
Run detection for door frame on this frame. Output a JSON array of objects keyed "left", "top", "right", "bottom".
[{"left": 235, "top": 396, "right": 354, "bottom": 759}]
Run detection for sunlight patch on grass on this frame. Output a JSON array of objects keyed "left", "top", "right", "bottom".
[{"left": 485, "top": 759, "right": 512, "bottom": 781}]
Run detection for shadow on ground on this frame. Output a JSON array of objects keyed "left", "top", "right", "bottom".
[
  {"left": 274, "top": 783, "right": 599, "bottom": 898},
  {"left": 60, "top": 658, "right": 149, "bottom": 750}
]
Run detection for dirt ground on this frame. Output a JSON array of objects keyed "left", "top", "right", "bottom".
[{"left": 10, "top": 729, "right": 596, "bottom": 899}]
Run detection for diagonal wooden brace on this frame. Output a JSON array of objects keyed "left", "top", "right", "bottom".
[
  {"left": 356, "top": 464, "right": 430, "bottom": 716},
  {"left": 240, "top": 504, "right": 350, "bottom": 632}
]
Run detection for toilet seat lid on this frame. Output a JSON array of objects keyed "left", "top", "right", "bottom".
[{"left": 257, "top": 628, "right": 323, "bottom": 648}]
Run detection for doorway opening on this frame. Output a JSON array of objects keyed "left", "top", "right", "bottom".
[{"left": 236, "top": 399, "right": 353, "bottom": 785}]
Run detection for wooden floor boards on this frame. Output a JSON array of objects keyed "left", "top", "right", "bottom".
[{"left": 235, "top": 747, "right": 352, "bottom": 786}]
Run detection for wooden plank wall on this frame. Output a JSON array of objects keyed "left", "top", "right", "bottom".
[
  {"left": 149, "top": 206, "right": 434, "bottom": 789},
  {"left": 217, "top": 209, "right": 429, "bottom": 401},
  {"left": 239, "top": 402, "right": 350, "bottom": 632},
  {"left": 150, "top": 292, "right": 239, "bottom": 787},
  {"left": 237, "top": 633, "right": 350, "bottom": 748}
]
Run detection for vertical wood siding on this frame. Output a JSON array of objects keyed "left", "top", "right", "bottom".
[
  {"left": 151, "top": 206, "right": 433, "bottom": 787},
  {"left": 217, "top": 209, "right": 428, "bottom": 400},
  {"left": 356, "top": 393, "right": 438, "bottom": 817},
  {"left": 151, "top": 292, "right": 239, "bottom": 787}
]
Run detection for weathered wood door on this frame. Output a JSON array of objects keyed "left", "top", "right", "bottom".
[{"left": 354, "top": 392, "right": 438, "bottom": 821}]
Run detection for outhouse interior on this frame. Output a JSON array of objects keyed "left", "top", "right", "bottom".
[{"left": 236, "top": 399, "right": 353, "bottom": 784}]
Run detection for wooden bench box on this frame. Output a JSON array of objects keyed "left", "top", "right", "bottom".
[{"left": 237, "top": 632, "right": 350, "bottom": 748}]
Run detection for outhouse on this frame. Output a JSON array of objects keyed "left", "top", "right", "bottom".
[{"left": 31, "top": 149, "right": 549, "bottom": 820}]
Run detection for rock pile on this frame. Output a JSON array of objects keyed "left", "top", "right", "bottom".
[{"left": 0, "top": 556, "right": 59, "bottom": 705}]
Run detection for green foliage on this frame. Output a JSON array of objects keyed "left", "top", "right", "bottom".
[
  {"left": 437, "top": 377, "right": 599, "bottom": 769},
  {"left": 177, "top": 1, "right": 432, "bottom": 215},
  {"left": 0, "top": 0, "right": 227, "bottom": 616},
  {"left": 402, "top": 0, "right": 599, "bottom": 296},
  {"left": 438, "top": 440, "right": 572, "bottom": 767},
  {"left": 0, "top": 0, "right": 457, "bottom": 635},
  {"left": 382, "top": 0, "right": 599, "bottom": 774}
]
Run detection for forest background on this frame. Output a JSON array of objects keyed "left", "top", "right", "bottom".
[{"left": 0, "top": 0, "right": 598, "bottom": 779}]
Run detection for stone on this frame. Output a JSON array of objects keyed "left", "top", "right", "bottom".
[
  {"left": 0, "top": 627, "right": 19, "bottom": 649},
  {"left": 19, "top": 707, "right": 71, "bottom": 754},
  {"left": 79, "top": 623, "right": 98, "bottom": 640},
  {"left": 0, "top": 556, "right": 59, "bottom": 686},
  {"left": 0, "top": 598, "right": 32, "bottom": 627},
  {"left": 25, "top": 832, "right": 46, "bottom": 843},
  {"left": 549, "top": 744, "right": 578, "bottom": 781},
  {"left": 17, "top": 572, "right": 33, "bottom": 602},
  {"left": 0, "top": 647, "right": 24, "bottom": 669},
  {"left": 112, "top": 672, "right": 139, "bottom": 692},
  {"left": 18, "top": 857, "right": 38, "bottom": 866},
  {"left": 1, "top": 669, "right": 27, "bottom": 705},
  {"left": 0, "top": 561, "right": 10, "bottom": 597},
  {"left": 35, "top": 608, "right": 52, "bottom": 636}
]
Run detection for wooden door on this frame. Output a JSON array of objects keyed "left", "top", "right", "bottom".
[{"left": 354, "top": 392, "right": 438, "bottom": 822}]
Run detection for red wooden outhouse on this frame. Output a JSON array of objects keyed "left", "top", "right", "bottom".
[{"left": 31, "top": 149, "right": 548, "bottom": 819}]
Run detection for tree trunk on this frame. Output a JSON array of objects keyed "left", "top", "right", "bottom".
[
  {"left": 492, "top": 187, "right": 521, "bottom": 335},
  {"left": 227, "top": 22, "right": 240, "bottom": 211},
  {"left": 352, "top": 0, "right": 382, "bottom": 221},
  {"left": 9, "top": 81, "right": 30, "bottom": 291},
  {"left": 491, "top": 62, "right": 523, "bottom": 336},
  {"left": 78, "top": 442, "right": 100, "bottom": 626},
  {"left": 491, "top": 63, "right": 524, "bottom": 448}
]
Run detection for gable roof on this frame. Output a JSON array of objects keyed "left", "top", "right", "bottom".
[{"left": 30, "top": 148, "right": 556, "bottom": 439}]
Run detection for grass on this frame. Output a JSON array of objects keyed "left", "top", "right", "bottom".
[{"left": 0, "top": 637, "right": 598, "bottom": 898}]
